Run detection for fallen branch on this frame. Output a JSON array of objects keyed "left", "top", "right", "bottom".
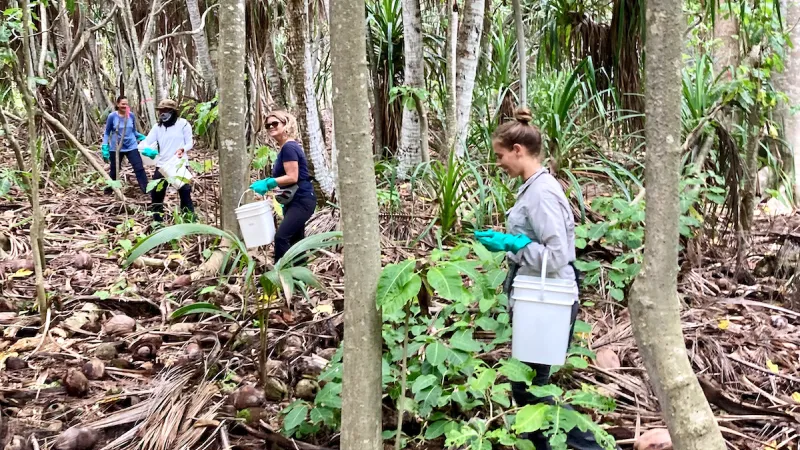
[
  {"left": 39, "top": 110, "right": 125, "bottom": 201},
  {"left": 725, "top": 353, "right": 800, "bottom": 384},
  {"left": 240, "top": 423, "right": 335, "bottom": 450}
]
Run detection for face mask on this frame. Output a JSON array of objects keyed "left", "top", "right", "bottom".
[
  {"left": 118, "top": 105, "right": 129, "bottom": 115},
  {"left": 159, "top": 111, "right": 174, "bottom": 123}
]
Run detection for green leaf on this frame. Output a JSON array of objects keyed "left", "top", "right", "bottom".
[
  {"left": 314, "top": 382, "right": 342, "bottom": 408},
  {"left": 499, "top": 359, "right": 534, "bottom": 383},
  {"left": 567, "top": 356, "right": 589, "bottom": 369},
  {"left": 486, "top": 268, "right": 506, "bottom": 289},
  {"left": 515, "top": 439, "right": 536, "bottom": 450},
  {"left": 610, "top": 286, "right": 625, "bottom": 300},
  {"left": 93, "top": 290, "right": 110, "bottom": 300},
  {"left": 478, "top": 296, "right": 497, "bottom": 313},
  {"left": 573, "top": 320, "right": 592, "bottom": 334},
  {"left": 573, "top": 260, "right": 601, "bottom": 272},
  {"left": 473, "top": 242, "right": 495, "bottom": 264},
  {"left": 170, "top": 302, "right": 235, "bottom": 321},
  {"left": 125, "top": 224, "right": 246, "bottom": 267},
  {"left": 513, "top": 404, "right": 549, "bottom": 433},
  {"left": 475, "top": 316, "right": 499, "bottom": 331},
  {"left": 376, "top": 260, "right": 420, "bottom": 314},
  {"left": 470, "top": 368, "right": 496, "bottom": 391},
  {"left": 412, "top": 374, "right": 439, "bottom": 394},
  {"left": 199, "top": 286, "right": 216, "bottom": 295},
  {"left": 282, "top": 404, "right": 308, "bottom": 432},
  {"left": 118, "top": 239, "right": 133, "bottom": 252},
  {"left": 427, "top": 264, "right": 466, "bottom": 301},
  {"left": 287, "top": 266, "right": 322, "bottom": 289},
  {"left": 529, "top": 384, "right": 563, "bottom": 399},
  {"left": 450, "top": 329, "right": 483, "bottom": 353},
  {"left": 490, "top": 382, "right": 511, "bottom": 408},
  {"left": 425, "top": 341, "right": 448, "bottom": 366},
  {"left": 309, "top": 407, "right": 335, "bottom": 425},
  {"left": 425, "top": 420, "right": 451, "bottom": 439}
]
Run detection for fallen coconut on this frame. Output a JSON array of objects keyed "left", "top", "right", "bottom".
[
  {"left": 595, "top": 348, "right": 621, "bottom": 370},
  {"left": 171, "top": 274, "right": 192, "bottom": 288},
  {"left": 94, "top": 343, "right": 117, "bottom": 360},
  {"left": 82, "top": 359, "right": 105, "bottom": 380},
  {"left": 129, "top": 334, "right": 162, "bottom": 361},
  {"left": 264, "top": 377, "right": 288, "bottom": 401},
  {"left": 3, "top": 435, "right": 29, "bottom": 450},
  {"left": 317, "top": 347, "right": 337, "bottom": 361},
  {"left": 63, "top": 369, "right": 89, "bottom": 397},
  {"left": 185, "top": 340, "right": 202, "bottom": 361},
  {"left": 295, "top": 379, "right": 318, "bottom": 401},
  {"left": 73, "top": 253, "right": 93, "bottom": 271},
  {"left": 103, "top": 314, "right": 136, "bottom": 337},
  {"left": 5, "top": 357, "right": 27, "bottom": 371},
  {"left": 54, "top": 426, "right": 99, "bottom": 450},
  {"left": 635, "top": 428, "right": 672, "bottom": 450},
  {"left": 265, "top": 359, "right": 288, "bottom": 379},
  {"left": 229, "top": 385, "right": 266, "bottom": 410}
]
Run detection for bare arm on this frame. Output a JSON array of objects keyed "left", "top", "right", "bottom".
[{"left": 276, "top": 161, "right": 299, "bottom": 186}]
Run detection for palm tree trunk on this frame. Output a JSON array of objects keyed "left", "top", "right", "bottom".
[
  {"left": 628, "top": 0, "right": 727, "bottom": 448},
  {"left": 784, "top": 0, "right": 800, "bottom": 202},
  {"left": 330, "top": 0, "right": 383, "bottom": 445},
  {"left": 398, "top": 0, "right": 425, "bottom": 174},
  {"left": 454, "top": 0, "right": 485, "bottom": 157},
  {"left": 512, "top": 0, "right": 526, "bottom": 107},
  {"left": 186, "top": 0, "right": 218, "bottom": 99},
  {"left": 443, "top": 0, "right": 458, "bottom": 154}
]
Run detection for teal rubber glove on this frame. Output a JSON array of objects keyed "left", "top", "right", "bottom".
[
  {"left": 250, "top": 178, "right": 279, "bottom": 195},
  {"left": 141, "top": 148, "right": 158, "bottom": 159},
  {"left": 474, "top": 230, "right": 532, "bottom": 253},
  {"left": 101, "top": 144, "right": 110, "bottom": 162},
  {"left": 136, "top": 132, "right": 146, "bottom": 142}
]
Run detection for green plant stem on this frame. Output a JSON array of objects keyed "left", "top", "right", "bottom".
[{"left": 394, "top": 305, "right": 412, "bottom": 450}]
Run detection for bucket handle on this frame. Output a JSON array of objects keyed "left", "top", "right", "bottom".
[
  {"left": 238, "top": 189, "right": 253, "bottom": 208},
  {"left": 539, "top": 252, "right": 548, "bottom": 300}
]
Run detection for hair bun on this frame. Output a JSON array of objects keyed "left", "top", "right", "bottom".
[{"left": 514, "top": 107, "right": 532, "bottom": 125}]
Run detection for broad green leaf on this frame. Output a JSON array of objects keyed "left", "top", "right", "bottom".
[
  {"left": 282, "top": 404, "right": 308, "bottom": 431},
  {"left": 444, "top": 260, "right": 482, "bottom": 282},
  {"left": 574, "top": 260, "right": 601, "bottom": 272},
  {"left": 573, "top": 320, "right": 592, "bottom": 334},
  {"left": 450, "top": 329, "right": 482, "bottom": 353},
  {"left": 470, "top": 368, "right": 496, "bottom": 391},
  {"left": 513, "top": 404, "right": 549, "bottom": 433},
  {"left": 424, "top": 420, "right": 451, "bottom": 439},
  {"left": 478, "top": 296, "right": 497, "bottom": 313},
  {"left": 376, "top": 260, "right": 420, "bottom": 314},
  {"left": 412, "top": 374, "right": 438, "bottom": 394},
  {"left": 475, "top": 316, "right": 499, "bottom": 331},
  {"left": 124, "top": 224, "right": 245, "bottom": 267},
  {"left": 447, "top": 348, "right": 470, "bottom": 366},
  {"left": 491, "top": 382, "right": 511, "bottom": 408},
  {"left": 314, "top": 382, "right": 342, "bottom": 408},
  {"left": 529, "top": 384, "right": 563, "bottom": 399},
  {"left": 472, "top": 242, "right": 495, "bottom": 264},
  {"left": 427, "top": 264, "right": 466, "bottom": 301},
  {"left": 425, "top": 341, "right": 448, "bottom": 366},
  {"left": 515, "top": 439, "right": 536, "bottom": 450},
  {"left": 567, "top": 356, "right": 589, "bottom": 369},
  {"left": 499, "top": 358, "right": 534, "bottom": 383},
  {"left": 288, "top": 266, "right": 322, "bottom": 289},
  {"left": 486, "top": 268, "right": 506, "bottom": 289},
  {"left": 309, "top": 407, "right": 335, "bottom": 425},
  {"left": 170, "top": 302, "right": 235, "bottom": 321}
]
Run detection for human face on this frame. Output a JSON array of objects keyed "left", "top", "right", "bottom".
[
  {"left": 492, "top": 140, "right": 528, "bottom": 178},
  {"left": 266, "top": 116, "right": 285, "bottom": 140},
  {"left": 117, "top": 99, "right": 130, "bottom": 115}
]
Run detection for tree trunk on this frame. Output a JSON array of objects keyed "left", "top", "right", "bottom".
[
  {"left": 443, "top": 0, "right": 458, "bottom": 154},
  {"left": 628, "top": 1, "right": 727, "bottom": 449},
  {"left": 713, "top": 4, "right": 739, "bottom": 81},
  {"left": 365, "top": 26, "right": 384, "bottom": 156},
  {"left": 264, "top": 31, "right": 286, "bottom": 107},
  {"left": 218, "top": 0, "right": 249, "bottom": 234},
  {"left": 286, "top": 0, "right": 336, "bottom": 199},
  {"left": 153, "top": 45, "right": 167, "bottom": 104},
  {"left": 454, "top": 0, "right": 483, "bottom": 157},
  {"left": 118, "top": 0, "right": 157, "bottom": 125},
  {"left": 20, "top": 0, "right": 48, "bottom": 323},
  {"left": 512, "top": 0, "right": 526, "bottom": 107},
  {"left": 397, "top": 0, "right": 425, "bottom": 174},
  {"left": 186, "top": 0, "right": 218, "bottom": 99},
  {"left": 330, "top": 0, "right": 383, "bottom": 446},
  {"left": 785, "top": 0, "right": 800, "bottom": 202}
]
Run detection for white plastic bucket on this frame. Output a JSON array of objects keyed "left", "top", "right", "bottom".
[
  {"left": 510, "top": 253, "right": 578, "bottom": 366},
  {"left": 235, "top": 190, "right": 276, "bottom": 249},
  {"left": 157, "top": 156, "right": 193, "bottom": 189}
]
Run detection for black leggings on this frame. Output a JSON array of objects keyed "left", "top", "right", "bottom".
[
  {"left": 109, "top": 150, "right": 149, "bottom": 194},
  {"left": 273, "top": 196, "right": 316, "bottom": 265},
  {"left": 149, "top": 168, "right": 195, "bottom": 222}
]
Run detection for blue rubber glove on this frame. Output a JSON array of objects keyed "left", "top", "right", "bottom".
[
  {"left": 250, "top": 178, "right": 279, "bottom": 195},
  {"left": 101, "top": 144, "right": 110, "bottom": 162},
  {"left": 136, "top": 132, "right": 146, "bottom": 142},
  {"left": 474, "top": 230, "right": 532, "bottom": 253},
  {"left": 141, "top": 148, "right": 158, "bottom": 159}
]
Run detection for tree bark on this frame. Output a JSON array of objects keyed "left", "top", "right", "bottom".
[
  {"left": 186, "top": 0, "right": 218, "bottom": 99},
  {"left": 20, "top": 0, "right": 48, "bottom": 323},
  {"left": 263, "top": 31, "right": 286, "bottom": 107},
  {"left": 218, "top": 0, "right": 249, "bottom": 234},
  {"left": 153, "top": 45, "right": 167, "bottom": 104},
  {"left": 330, "top": 0, "right": 383, "bottom": 448},
  {"left": 397, "top": 0, "right": 425, "bottom": 173},
  {"left": 117, "top": 0, "right": 157, "bottom": 125},
  {"left": 628, "top": 1, "right": 727, "bottom": 450},
  {"left": 785, "top": 0, "right": 800, "bottom": 202},
  {"left": 512, "top": 0, "right": 526, "bottom": 107},
  {"left": 454, "top": 0, "right": 484, "bottom": 157},
  {"left": 713, "top": 4, "right": 739, "bottom": 81},
  {"left": 443, "top": 0, "right": 458, "bottom": 154}
]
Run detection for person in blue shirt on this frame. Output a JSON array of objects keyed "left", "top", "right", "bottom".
[
  {"left": 101, "top": 95, "right": 149, "bottom": 194},
  {"left": 250, "top": 110, "right": 316, "bottom": 264}
]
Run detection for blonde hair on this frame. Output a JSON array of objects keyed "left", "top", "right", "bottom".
[{"left": 267, "top": 110, "right": 301, "bottom": 142}]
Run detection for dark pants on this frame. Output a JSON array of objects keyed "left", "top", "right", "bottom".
[
  {"left": 510, "top": 264, "right": 608, "bottom": 450},
  {"left": 149, "top": 168, "right": 195, "bottom": 222},
  {"left": 108, "top": 150, "right": 149, "bottom": 194},
  {"left": 274, "top": 195, "right": 316, "bottom": 265}
]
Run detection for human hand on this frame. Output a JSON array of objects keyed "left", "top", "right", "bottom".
[
  {"left": 474, "top": 230, "right": 532, "bottom": 253},
  {"left": 101, "top": 144, "right": 110, "bottom": 162},
  {"left": 141, "top": 148, "right": 158, "bottom": 159},
  {"left": 136, "top": 132, "right": 146, "bottom": 142},
  {"left": 250, "top": 178, "right": 279, "bottom": 195},
  {"left": 176, "top": 148, "right": 185, "bottom": 158}
]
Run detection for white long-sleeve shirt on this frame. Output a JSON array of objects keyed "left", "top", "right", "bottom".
[{"left": 137, "top": 118, "right": 194, "bottom": 168}]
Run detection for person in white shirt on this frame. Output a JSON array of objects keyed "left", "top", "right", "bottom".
[{"left": 137, "top": 99, "right": 195, "bottom": 223}]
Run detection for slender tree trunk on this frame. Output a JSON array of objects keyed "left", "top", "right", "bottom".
[
  {"left": 186, "top": 0, "right": 218, "bottom": 99},
  {"left": 444, "top": 0, "right": 458, "bottom": 154},
  {"left": 512, "top": 0, "right": 526, "bottom": 107},
  {"left": 628, "top": 1, "right": 727, "bottom": 449},
  {"left": 118, "top": 0, "right": 156, "bottom": 125},
  {"left": 785, "top": 0, "right": 800, "bottom": 202},
  {"left": 713, "top": 4, "right": 739, "bottom": 81},
  {"left": 264, "top": 31, "right": 286, "bottom": 107},
  {"left": 365, "top": 26, "right": 384, "bottom": 156},
  {"left": 20, "top": 0, "right": 48, "bottom": 323},
  {"left": 37, "top": 0, "right": 48, "bottom": 78},
  {"left": 397, "top": 0, "right": 425, "bottom": 174},
  {"left": 153, "top": 45, "right": 167, "bottom": 104},
  {"left": 330, "top": 0, "right": 383, "bottom": 446},
  {"left": 218, "top": 0, "right": 249, "bottom": 234},
  {"left": 453, "top": 0, "right": 484, "bottom": 157}
]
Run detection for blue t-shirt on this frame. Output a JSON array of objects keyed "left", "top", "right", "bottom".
[
  {"left": 272, "top": 140, "right": 314, "bottom": 200},
  {"left": 102, "top": 111, "right": 139, "bottom": 152}
]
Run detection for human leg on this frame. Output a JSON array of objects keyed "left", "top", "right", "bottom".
[
  {"left": 273, "top": 197, "right": 316, "bottom": 265},
  {"left": 124, "top": 150, "right": 149, "bottom": 194},
  {"left": 177, "top": 184, "right": 196, "bottom": 222},
  {"left": 149, "top": 169, "right": 168, "bottom": 222}
]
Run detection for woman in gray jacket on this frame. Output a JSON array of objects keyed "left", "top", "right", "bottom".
[{"left": 475, "top": 108, "right": 610, "bottom": 450}]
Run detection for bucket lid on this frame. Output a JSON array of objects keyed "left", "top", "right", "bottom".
[
  {"left": 235, "top": 201, "right": 269, "bottom": 213},
  {"left": 513, "top": 274, "right": 576, "bottom": 289},
  {"left": 511, "top": 291, "right": 577, "bottom": 306}
]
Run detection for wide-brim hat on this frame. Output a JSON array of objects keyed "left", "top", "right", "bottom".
[{"left": 157, "top": 99, "right": 178, "bottom": 111}]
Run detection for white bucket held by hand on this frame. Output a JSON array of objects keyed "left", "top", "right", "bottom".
[
  {"left": 157, "top": 155, "right": 193, "bottom": 189},
  {"left": 510, "top": 253, "right": 578, "bottom": 366},
  {"left": 235, "top": 190, "right": 276, "bottom": 249}
]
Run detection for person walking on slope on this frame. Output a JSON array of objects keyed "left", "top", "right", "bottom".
[
  {"left": 250, "top": 111, "right": 316, "bottom": 264},
  {"left": 101, "top": 95, "right": 148, "bottom": 195},
  {"left": 474, "top": 108, "right": 616, "bottom": 450},
  {"left": 137, "top": 99, "right": 196, "bottom": 223}
]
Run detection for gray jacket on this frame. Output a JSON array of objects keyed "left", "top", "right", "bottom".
[{"left": 506, "top": 168, "right": 576, "bottom": 281}]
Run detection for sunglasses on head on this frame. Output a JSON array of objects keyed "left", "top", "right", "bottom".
[{"left": 266, "top": 120, "right": 283, "bottom": 129}]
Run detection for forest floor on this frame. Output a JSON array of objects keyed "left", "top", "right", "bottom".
[{"left": 1, "top": 144, "right": 800, "bottom": 450}]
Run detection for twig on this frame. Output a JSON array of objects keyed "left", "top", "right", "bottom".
[
  {"left": 26, "top": 307, "right": 51, "bottom": 359},
  {"left": 726, "top": 354, "right": 800, "bottom": 384},
  {"left": 149, "top": 5, "right": 219, "bottom": 45}
]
